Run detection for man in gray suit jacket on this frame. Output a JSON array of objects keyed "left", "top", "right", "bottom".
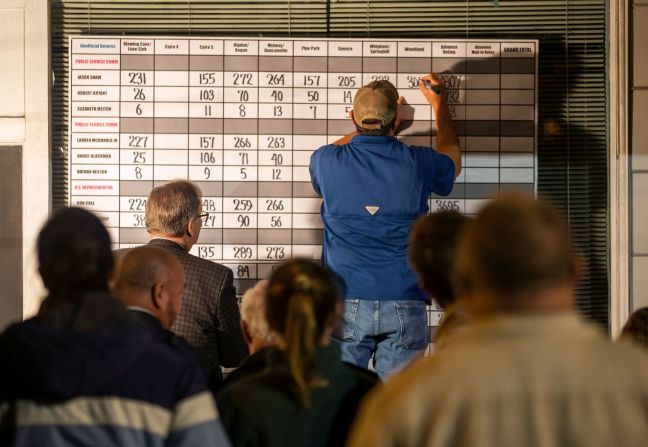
[{"left": 145, "top": 180, "right": 248, "bottom": 387}]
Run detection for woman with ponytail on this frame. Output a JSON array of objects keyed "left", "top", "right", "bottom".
[{"left": 217, "top": 259, "right": 379, "bottom": 447}]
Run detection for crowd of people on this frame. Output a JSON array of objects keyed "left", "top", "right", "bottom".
[
  {"left": 2, "top": 74, "right": 648, "bottom": 446},
  {"left": 2, "top": 189, "right": 647, "bottom": 446}
]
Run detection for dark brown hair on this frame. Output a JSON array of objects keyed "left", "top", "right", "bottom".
[
  {"left": 621, "top": 307, "right": 648, "bottom": 349},
  {"left": 409, "top": 211, "right": 470, "bottom": 308},
  {"left": 265, "top": 260, "right": 341, "bottom": 406},
  {"left": 38, "top": 207, "right": 113, "bottom": 299}
]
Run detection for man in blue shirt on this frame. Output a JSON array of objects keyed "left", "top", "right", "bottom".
[{"left": 309, "top": 74, "right": 461, "bottom": 378}]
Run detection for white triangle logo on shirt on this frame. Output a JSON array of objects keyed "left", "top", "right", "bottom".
[{"left": 365, "top": 206, "right": 380, "bottom": 216}]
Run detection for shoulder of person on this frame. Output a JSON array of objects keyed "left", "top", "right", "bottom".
[
  {"left": 144, "top": 329, "right": 208, "bottom": 387},
  {"left": 130, "top": 314, "right": 196, "bottom": 358},
  {"left": 162, "top": 329, "right": 197, "bottom": 354},
  {"left": 220, "top": 349, "right": 295, "bottom": 394},
  {"left": 602, "top": 336, "right": 648, "bottom": 371},
  {"left": 312, "top": 143, "right": 340, "bottom": 158},
  {"left": 112, "top": 247, "right": 131, "bottom": 258},
  {"left": 185, "top": 252, "right": 232, "bottom": 274},
  {"left": 316, "top": 142, "right": 338, "bottom": 151},
  {"left": 214, "top": 350, "right": 272, "bottom": 398},
  {"left": 405, "top": 143, "right": 440, "bottom": 155}
]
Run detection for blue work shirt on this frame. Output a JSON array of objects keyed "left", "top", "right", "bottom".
[{"left": 310, "top": 135, "right": 456, "bottom": 301}]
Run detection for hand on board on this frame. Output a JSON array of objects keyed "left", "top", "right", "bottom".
[{"left": 419, "top": 74, "right": 446, "bottom": 107}]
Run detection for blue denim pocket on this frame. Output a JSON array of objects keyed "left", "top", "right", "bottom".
[
  {"left": 395, "top": 302, "right": 428, "bottom": 349},
  {"left": 335, "top": 299, "right": 360, "bottom": 341}
]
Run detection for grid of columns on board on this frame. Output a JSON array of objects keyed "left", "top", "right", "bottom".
[{"left": 69, "top": 37, "right": 536, "bottom": 305}]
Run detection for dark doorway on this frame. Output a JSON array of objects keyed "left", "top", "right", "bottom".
[{"left": 0, "top": 146, "right": 22, "bottom": 330}]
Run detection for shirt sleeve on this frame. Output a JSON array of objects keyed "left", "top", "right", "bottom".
[
  {"left": 167, "top": 361, "right": 232, "bottom": 447},
  {"left": 418, "top": 147, "right": 456, "bottom": 197},
  {"left": 309, "top": 148, "right": 323, "bottom": 196}
]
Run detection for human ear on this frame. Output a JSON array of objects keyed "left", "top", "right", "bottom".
[
  {"left": 185, "top": 218, "right": 195, "bottom": 238},
  {"left": 349, "top": 110, "right": 358, "bottom": 126},
  {"left": 240, "top": 320, "right": 253, "bottom": 346},
  {"left": 151, "top": 283, "right": 166, "bottom": 309}
]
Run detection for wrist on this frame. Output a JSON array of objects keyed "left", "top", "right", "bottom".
[{"left": 430, "top": 100, "right": 444, "bottom": 111}]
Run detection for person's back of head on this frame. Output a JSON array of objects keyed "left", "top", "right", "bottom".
[
  {"left": 620, "top": 307, "right": 648, "bottom": 349},
  {"left": 4, "top": 211, "right": 231, "bottom": 447},
  {"left": 266, "top": 260, "right": 341, "bottom": 406},
  {"left": 113, "top": 245, "right": 185, "bottom": 329},
  {"left": 38, "top": 207, "right": 113, "bottom": 300},
  {"left": 409, "top": 210, "right": 470, "bottom": 309},
  {"left": 455, "top": 193, "right": 577, "bottom": 315},
  {"left": 240, "top": 280, "right": 276, "bottom": 353},
  {"left": 352, "top": 80, "right": 399, "bottom": 136},
  {"left": 146, "top": 180, "right": 203, "bottom": 247}
]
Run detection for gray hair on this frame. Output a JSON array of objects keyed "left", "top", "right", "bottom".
[
  {"left": 146, "top": 180, "right": 201, "bottom": 237},
  {"left": 241, "top": 280, "right": 275, "bottom": 343}
]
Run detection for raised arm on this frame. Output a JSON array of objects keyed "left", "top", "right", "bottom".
[{"left": 419, "top": 74, "right": 462, "bottom": 177}]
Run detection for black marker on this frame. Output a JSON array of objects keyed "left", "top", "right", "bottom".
[{"left": 423, "top": 80, "right": 441, "bottom": 95}]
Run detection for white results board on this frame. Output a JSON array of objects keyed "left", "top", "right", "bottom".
[{"left": 68, "top": 36, "right": 538, "bottom": 320}]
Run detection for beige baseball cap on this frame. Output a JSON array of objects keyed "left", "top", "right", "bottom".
[{"left": 352, "top": 80, "right": 399, "bottom": 130}]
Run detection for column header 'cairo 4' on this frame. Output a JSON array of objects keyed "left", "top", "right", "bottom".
[{"left": 155, "top": 40, "right": 189, "bottom": 55}]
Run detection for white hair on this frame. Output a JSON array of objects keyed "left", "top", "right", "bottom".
[{"left": 240, "top": 280, "right": 276, "bottom": 343}]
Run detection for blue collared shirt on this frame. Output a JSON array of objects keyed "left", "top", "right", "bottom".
[{"left": 310, "top": 135, "right": 456, "bottom": 301}]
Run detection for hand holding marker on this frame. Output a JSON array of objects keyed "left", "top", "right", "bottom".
[
  {"left": 418, "top": 73, "right": 448, "bottom": 108},
  {"left": 422, "top": 79, "right": 441, "bottom": 95}
]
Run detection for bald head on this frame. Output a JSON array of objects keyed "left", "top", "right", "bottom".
[
  {"left": 114, "top": 246, "right": 185, "bottom": 329},
  {"left": 456, "top": 193, "right": 576, "bottom": 315}
]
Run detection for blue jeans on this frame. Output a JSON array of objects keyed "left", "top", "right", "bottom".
[{"left": 332, "top": 299, "right": 429, "bottom": 380}]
